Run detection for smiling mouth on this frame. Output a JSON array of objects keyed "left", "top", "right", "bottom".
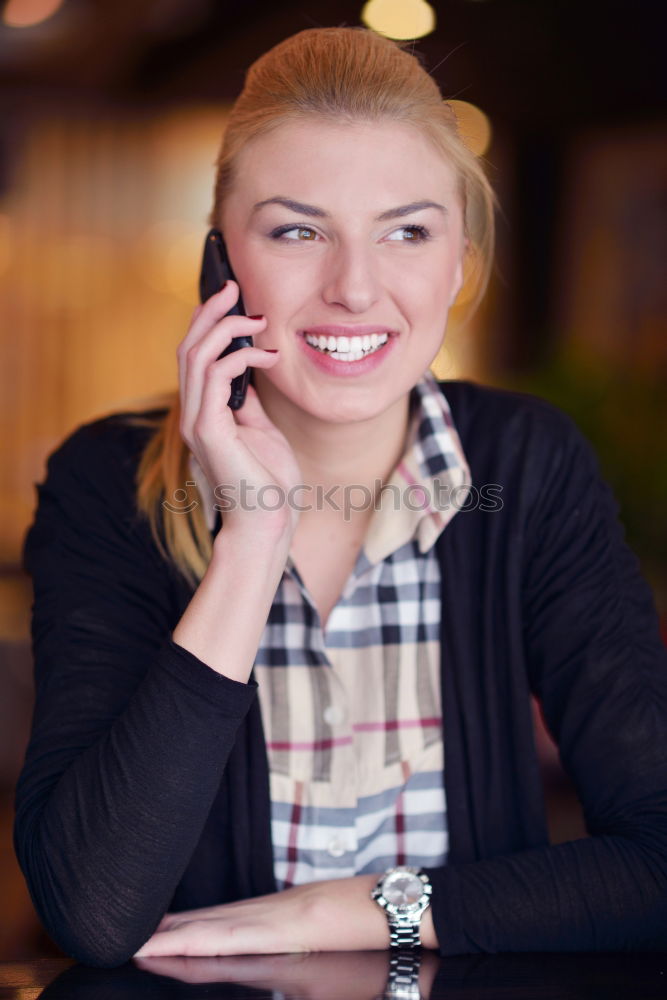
[{"left": 302, "top": 331, "right": 390, "bottom": 361}]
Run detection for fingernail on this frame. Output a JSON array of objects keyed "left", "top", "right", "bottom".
[{"left": 248, "top": 314, "right": 265, "bottom": 320}]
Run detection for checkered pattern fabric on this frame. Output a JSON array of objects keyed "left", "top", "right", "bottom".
[{"left": 190, "top": 372, "right": 472, "bottom": 889}]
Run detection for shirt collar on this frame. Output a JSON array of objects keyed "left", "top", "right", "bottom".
[{"left": 363, "top": 370, "right": 472, "bottom": 564}]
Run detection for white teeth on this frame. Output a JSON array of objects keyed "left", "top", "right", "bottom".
[
  {"left": 304, "top": 331, "right": 390, "bottom": 360},
  {"left": 330, "top": 349, "right": 364, "bottom": 361}
]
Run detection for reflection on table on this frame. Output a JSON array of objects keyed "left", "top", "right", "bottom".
[{"left": 0, "top": 949, "right": 666, "bottom": 1000}]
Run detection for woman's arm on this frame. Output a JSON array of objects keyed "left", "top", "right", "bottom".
[
  {"left": 14, "top": 420, "right": 288, "bottom": 967},
  {"left": 423, "top": 414, "right": 667, "bottom": 953},
  {"left": 16, "top": 287, "right": 302, "bottom": 968},
  {"left": 135, "top": 407, "right": 667, "bottom": 958}
]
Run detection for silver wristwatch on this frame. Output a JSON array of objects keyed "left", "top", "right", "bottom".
[{"left": 371, "top": 866, "right": 432, "bottom": 948}]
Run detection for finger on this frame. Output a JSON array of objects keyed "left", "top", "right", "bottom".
[
  {"left": 134, "top": 920, "right": 231, "bottom": 958},
  {"left": 199, "top": 348, "right": 279, "bottom": 418},
  {"left": 179, "top": 285, "right": 243, "bottom": 407},
  {"left": 178, "top": 314, "right": 267, "bottom": 430},
  {"left": 186, "top": 347, "right": 277, "bottom": 480},
  {"left": 185, "top": 302, "right": 267, "bottom": 363},
  {"left": 157, "top": 907, "right": 210, "bottom": 928},
  {"left": 180, "top": 287, "right": 267, "bottom": 379},
  {"left": 179, "top": 328, "right": 269, "bottom": 448},
  {"left": 183, "top": 282, "right": 243, "bottom": 347}
]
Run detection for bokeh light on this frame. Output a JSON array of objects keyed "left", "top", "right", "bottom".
[
  {"left": 3, "top": 0, "right": 64, "bottom": 28},
  {"left": 361, "top": 0, "right": 436, "bottom": 40},
  {"left": 134, "top": 220, "right": 202, "bottom": 304},
  {"left": 448, "top": 100, "right": 492, "bottom": 157}
]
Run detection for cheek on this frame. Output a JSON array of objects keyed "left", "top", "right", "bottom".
[
  {"left": 423, "top": 253, "right": 462, "bottom": 314},
  {"left": 404, "top": 245, "right": 459, "bottom": 292},
  {"left": 405, "top": 266, "right": 456, "bottom": 324},
  {"left": 238, "top": 253, "right": 315, "bottom": 316}
]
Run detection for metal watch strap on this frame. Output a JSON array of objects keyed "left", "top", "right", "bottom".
[{"left": 388, "top": 920, "right": 422, "bottom": 949}]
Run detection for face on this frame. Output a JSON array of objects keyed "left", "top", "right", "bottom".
[{"left": 219, "top": 118, "right": 466, "bottom": 426}]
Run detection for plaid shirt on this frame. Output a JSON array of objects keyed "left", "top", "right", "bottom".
[{"left": 190, "top": 372, "right": 471, "bottom": 889}]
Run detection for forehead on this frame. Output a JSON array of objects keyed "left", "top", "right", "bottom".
[{"left": 228, "top": 118, "right": 461, "bottom": 209}]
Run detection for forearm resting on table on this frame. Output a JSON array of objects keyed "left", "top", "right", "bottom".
[
  {"left": 172, "top": 525, "right": 290, "bottom": 683},
  {"left": 135, "top": 874, "right": 438, "bottom": 957}
]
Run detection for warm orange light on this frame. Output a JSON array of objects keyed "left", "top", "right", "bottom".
[
  {"left": 448, "top": 100, "right": 492, "bottom": 157},
  {"left": 361, "top": 0, "right": 436, "bottom": 40},
  {"left": 136, "top": 220, "right": 202, "bottom": 304},
  {"left": 0, "top": 214, "right": 11, "bottom": 276},
  {"left": 3, "top": 0, "right": 64, "bottom": 28}
]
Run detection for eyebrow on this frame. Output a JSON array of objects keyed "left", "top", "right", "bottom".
[{"left": 251, "top": 196, "right": 448, "bottom": 221}]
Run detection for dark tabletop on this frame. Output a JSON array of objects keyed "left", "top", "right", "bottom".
[{"left": 1, "top": 951, "right": 667, "bottom": 1000}]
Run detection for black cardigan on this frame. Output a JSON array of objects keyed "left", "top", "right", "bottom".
[{"left": 14, "top": 379, "right": 667, "bottom": 967}]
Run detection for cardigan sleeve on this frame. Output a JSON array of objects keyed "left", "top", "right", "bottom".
[
  {"left": 424, "top": 410, "right": 667, "bottom": 953},
  {"left": 14, "top": 420, "right": 258, "bottom": 967}
]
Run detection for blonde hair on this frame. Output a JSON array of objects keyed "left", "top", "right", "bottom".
[{"left": 124, "top": 26, "right": 498, "bottom": 589}]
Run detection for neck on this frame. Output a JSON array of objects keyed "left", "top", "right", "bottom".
[{"left": 254, "top": 373, "right": 412, "bottom": 501}]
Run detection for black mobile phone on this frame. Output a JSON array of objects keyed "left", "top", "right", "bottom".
[{"left": 198, "top": 228, "right": 252, "bottom": 410}]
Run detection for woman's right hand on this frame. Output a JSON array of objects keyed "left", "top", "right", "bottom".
[{"left": 177, "top": 281, "right": 303, "bottom": 540}]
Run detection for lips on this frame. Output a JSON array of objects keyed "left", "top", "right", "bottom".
[{"left": 296, "top": 323, "right": 397, "bottom": 375}]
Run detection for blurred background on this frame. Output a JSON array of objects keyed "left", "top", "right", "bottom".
[{"left": 1, "top": 0, "right": 665, "bottom": 961}]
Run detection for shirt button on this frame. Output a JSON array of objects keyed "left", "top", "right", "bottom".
[
  {"left": 323, "top": 705, "right": 345, "bottom": 726},
  {"left": 327, "top": 836, "right": 347, "bottom": 858}
]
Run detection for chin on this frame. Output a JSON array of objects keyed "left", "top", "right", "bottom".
[
  {"left": 300, "top": 395, "right": 388, "bottom": 426},
  {"left": 257, "top": 370, "right": 409, "bottom": 425}
]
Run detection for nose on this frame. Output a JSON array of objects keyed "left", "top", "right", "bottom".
[{"left": 321, "top": 241, "right": 381, "bottom": 313}]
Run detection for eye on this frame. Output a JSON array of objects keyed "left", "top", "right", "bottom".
[
  {"left": 270, "top": 225, "right": 320, "bottom": 242},
  {"left": 386, "top": 225, "right": 431, "bottom": 243}
]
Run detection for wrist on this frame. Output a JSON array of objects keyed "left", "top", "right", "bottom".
[
  {"left": 371, "top": 867, "right": 436, "bottom": 951},
  {"left": 418, "top": 906, "right": 437, "bottom": 950},
  {"left": 212, "top": 518, "right": 291, "bottom": 574},
  {"left": 214, "top": 513, "right": 292, "bottom": 556},
  {"left": 172, "top": 523, "right": 289, "bottom": 682}
]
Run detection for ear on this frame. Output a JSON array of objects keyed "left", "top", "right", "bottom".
[{"left": 449, "top": 253, "right": 465, "bottom": 306}]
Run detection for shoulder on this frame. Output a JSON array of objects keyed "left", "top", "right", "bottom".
[
  {"left": 39, "top": 408, "right": 168, "bottom": 492},
  {"left": 437, "top": 378, "right": 595, "bottom": 475},
  {"left": 24, "top": 409, "right": 171, "bottom": 576},
  {"left": 29, "top": 409, "right": 169, "bottom": 542},
  {"left": 436, "top": 380, "right": 608, "bottom": 533},
  {"left": 438, "top": 378, "right": 581, "bottom": 441}
]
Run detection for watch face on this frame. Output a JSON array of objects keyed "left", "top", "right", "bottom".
[{"left": 383, "top": 870, "right": 423, "bottom": 906}]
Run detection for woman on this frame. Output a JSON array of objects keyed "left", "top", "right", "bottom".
[{"left": 15, "top": 27, "right": 667, "bottom": 967}]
